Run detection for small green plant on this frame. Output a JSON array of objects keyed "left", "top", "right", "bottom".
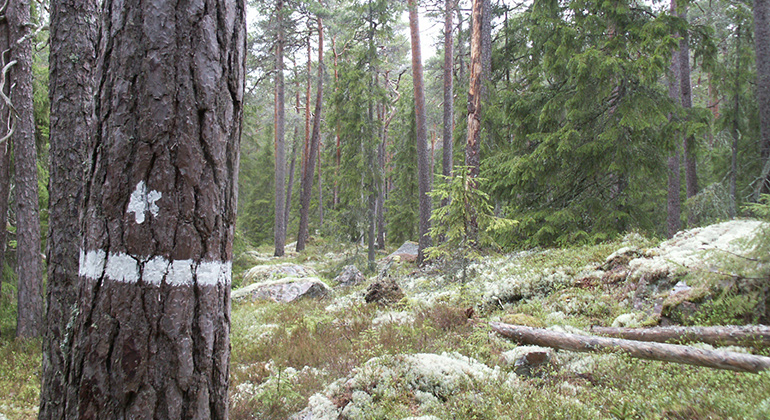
[{"left": 425, "top": 166, "right": 516, "bottom": 279}]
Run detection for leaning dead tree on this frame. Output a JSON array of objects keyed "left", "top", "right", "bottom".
[
  {"left": 491, "top": 323, "right": 770, "bottom": 374},
  {"left": 591, "top": 325, "right": 770, "bottom": 348}
]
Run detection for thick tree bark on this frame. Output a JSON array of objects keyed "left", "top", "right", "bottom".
[
  {"left": 491, "top": 323, "right": 770, "bottom": 374},
  {"left": 679, "top": 7, "right": 698, "bottom": 215},
  {"left": 0, "top": 5, "right": 11, "bottom": 299},
  {"left": 9, "top": 0, "right": 43, "bottom": 339},
  {"left": 465, "top": 0, "right": 483, "bottom": 245},
  {"left": 274, "top": 0, "right": 287, "bottom": 257},
  {"left": 590, "top": 325, "right": 770, "bottom": 348},
  {"left": 408, "top": 0, "right": 432, "bottom": 264},
  {"left": 457, "top": 8, "right": 466, "bottom": 93},
  {"left": 297, "top": 17, "right": 324, "bottom": 252},
  {"left": 40, "top": 0, "right": 97, "bottom": 417},
  {"left": 731, "top": 25, "right": 742, "bottom": 218},
  {"left": 442, "top": 0, "right": 455, "bottom": 211},
  {"left": 755, "top": 0, "right": 770, "bottom": 197},
  {"left": 64, "top": 0, "right": 244, "bottom": 418},
  {"left": 666, "top": 0, "right": 681, "bottom": 238},
  {"left": 480, "top": 0, "right": 491, "bottom": 102},
  {"left": 285, "top": 126, "right": 299, "bottom": 229}
]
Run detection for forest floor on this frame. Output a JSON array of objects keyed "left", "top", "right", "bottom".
[{"left": 1, "top": 220, "right": 769, "bottom": 419}]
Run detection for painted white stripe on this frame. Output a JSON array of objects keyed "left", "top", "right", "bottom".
[
  {"left": 197, "top": 260, "right": 233, "bottom": 287},
  {"left": 167, "top": 259, "right": 194, "bottom": 287},
  {"left": 79, "top": 249, "right": 232, "bottom": 287},
  {"left": 79, "top": 249, "right": 106, "bottom": 280},
  {"left": 105, "top": 253, "right": 140, "bottom": 283},
  {"left": 143, "top": 256, "right": 169, "bottom": 286}
]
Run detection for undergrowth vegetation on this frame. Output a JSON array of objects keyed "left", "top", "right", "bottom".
[
  {"left": 1, "top": 224, "right": 768, "bottom": 419},
  {"left": 227, "top": 226, "right": 770, "bottom": 419}
]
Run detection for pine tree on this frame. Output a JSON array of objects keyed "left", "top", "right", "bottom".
[{"left": 64, "top": 0, "right": 244, "bottom": 416}]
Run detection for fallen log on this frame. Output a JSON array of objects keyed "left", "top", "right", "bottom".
[
  {"left": 590, "top": 325, "right": 770, "bottom": 348},
  {"left": 490, "top": 322, "right": 770, "bottom": 374}
]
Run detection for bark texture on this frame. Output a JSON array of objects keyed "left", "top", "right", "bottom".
[
  {"left": 678, "top": 8, "right": 698, "bottom": 213},
  {"left": 465, "top": 0, "right": 483, "bottom": 245},
  {"left": 591, "top": 325, "right": 770, "bottom": 348},
  {"left": 755, "top": 0, "right": 770, "bottom": 197},
  {"left": 666, "top": 0, "right": 681, "bottom": 238},
  {"left": 442, "top": 0, "right": 455, "bottom": 204},
  {"left": 0, "top": 4, "right": 11, "bottom": 298},
  {"left": 65, "top": 0, "right": 245, "bottom": 418},
  {"left": 10, "top": 0, "right": 43, "bottom": 339},
  {"left": 408, "top": 0, "right": 432, "bottom": 264},
  {"left": 492, "top": 323, "right": 770, "bottom": 374},
  {"left": 40, "top": 0, "right": 97, "bottom": 417},
  {"left": 297, "top": 17, "right": 323, "bottom": 252},
  {"left": 274, "top": 0, "right": 286, "bottom": 257}
]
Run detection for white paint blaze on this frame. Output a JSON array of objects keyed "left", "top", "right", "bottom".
[
  {"left": 78, "top": 249, "right": 231, "bottom": 287},
  {"left": 105, "top": 253, "right": 140, "bottom": 283},
  {"left": 79, "top": 249, "right": 107, "bottom": 280},
  {"left": 127, "top": 181, "right": 162, "bottom": 224},
  {"left": 143, "top": 256, "right": 170, "bottom": 286},
  {"left": 168, "top": 260, "right": 194, "bottom": 286},
  {"left": 197, "top": 260, "right": 233, "bottom": 287}
]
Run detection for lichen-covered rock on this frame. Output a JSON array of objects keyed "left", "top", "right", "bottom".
[
  {"left": 628, "top": 220, "right": 763, "bottom": 281},
  {"left": 292, "top": 352, "right": 516, "bottom": 420},
  {"left": 335, "top": 265, "right": 366, "bottom": 287},
  {"left": 242, "top": 263, "right": 317, "bottom": 286},
  {"left": 388, "top": 241, "right": 419, "bottom": 262},
  {"left": 501, "top": 345, "right": 554, "bottom": 377},
  {"left": 232, "top": 277, "right": 330, "bottom": 303}
]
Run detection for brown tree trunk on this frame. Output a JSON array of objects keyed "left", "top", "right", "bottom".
[
  {"left": 442, "top": 0, "right": 455, "bottom": 210},
  {"left": 679, "top": 7, "right": 698, "bottom": 216},
  {"left": 457, "top": 8, "right": 466, "bottom": 93},
  {"left": 408, "top": 0, "right": 432, "bottom": 264},
  {"left": 64, "top": 0, "right": 244, "bottom": 418},
  {"left": 465, "top": 0, "right": 483, "bottom": 246},
  {"left": 590, "top": 325, "right": 770, "bottom": 348},
  {"left": 297, "top": 16, "right": 324, "bottom": 252},
  {"left": 731, "top": 26, "right": 742, "bottom": 218},
  {"left": 492, "top": 323, "right": 770, "bottom": 374},
  {"left": 40, "top": 0, "right": 97, "bottom": 417},
  {"left": 480, "top": 0, "right": 491, "bottom": 102},
  {"left": 10, "top": 0, "right": 43, "bottom": 339},
  {"left": 285, "top": 126, "right": 299, "bottom": 229},
  {"left": 0, "top": 5, "right": 10, "bottom": 299},
  {"left": 274, "top": 0, "right": 287, "bottom": 257},
  {"left": 755, "top": 0, "right": 770, "bottom": 198},
  {"left": 666, "top": 0, "right": 681, "bottom": 239}
]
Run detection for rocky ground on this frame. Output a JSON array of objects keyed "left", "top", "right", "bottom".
[{"left": 229, "top": 220, "right": 770, "bottom": 419}]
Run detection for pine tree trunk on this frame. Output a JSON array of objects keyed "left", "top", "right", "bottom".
[
  {"left": 679, "top": 7, "right": 698, "bottom": 214},
  {"left": 64, "top": 0, "right": 244, "bottom": 418},
  {"left": 408, "top": 0, "right": 432, "bottom": 264},
  {"left": 274, "top": 0, "right": 287, "bottom": 257},
  {"left": 666, "top": 0, "right": 681, "bottom": 238},
  {"left": 755, "top": 0, "right": 770, "bottom": 197},
  {"left": 480, "top": 0, "right": 491, "bottom": 102},
  {"left": 40, "top": 0, "right": 97, "bottom": 417},
  {"left": 465, "top": 0, "right": 483, "bottom": 246},
  {"left": 0, "top": 9, "right": 10, "bottom": 299},
  {"left": 442, "top": 0, "right": 455, "bottom": 211},
  {"left": 9, "top": 0, "right": 43, "bottom": 339},
  {"left": 285, "top": 126, "right": 299, "bottom": 229},
  {"left": 297, "top": 17, "right": 324, "bottom": 252},
  {"left": 731, "top": 26, "right": 742, "bottom": 218}
]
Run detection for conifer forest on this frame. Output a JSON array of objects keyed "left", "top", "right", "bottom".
[{"left": 1, "top": 0, "right": 770, "bottom": 418}]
